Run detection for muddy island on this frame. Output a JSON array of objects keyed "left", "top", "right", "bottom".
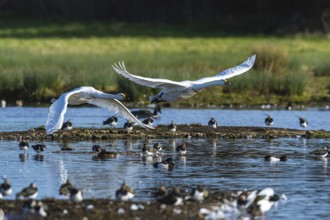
[{"left": 0, "top": 125, "right": 329, "bottom": 141}]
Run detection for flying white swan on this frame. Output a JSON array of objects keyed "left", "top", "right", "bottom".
[
  {"left": 45, "top": 86, "right": 153, "bottom": 135},
  {"left": 113, "top": 54, "right": 256, "bottom": 103}
]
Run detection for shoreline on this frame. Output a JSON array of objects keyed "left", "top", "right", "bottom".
[
  {"left": 0, "top": 194, "right": 234, "bottom": 220},
  {"left": 0, "top": 126, "right": 329, "bottom": 141}
]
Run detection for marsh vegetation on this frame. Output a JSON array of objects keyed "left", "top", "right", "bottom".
[{"left": 0, "top": 21, "right": 329, "bottom": 106}]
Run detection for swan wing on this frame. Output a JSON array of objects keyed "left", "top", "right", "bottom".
[
  {"left": 46, "top": 90, "right": 77, "bottom": 135},
  {"left": 87, "top": 98, "right": 154, "bottom": 129},
  {"left": 193, "top": 54, "right": 256, "bottom": 85},
  {"left": 112, "top": 62, "right": 186, "bottom": 89}
]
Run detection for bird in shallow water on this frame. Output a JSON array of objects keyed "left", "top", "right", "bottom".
[
  {"left": 208, "top": 118, "right": 217, "bottom": 128},
  {"left": 113, "top": 54, "right": 256, "bottom": 103},
  {"left": 153, "top": 157, "right": 175, "bottom": 170},
  {"left": 264, "top": 115, "right": 273, "bottom": 126},
  {"left": 157, "top": 186, "right": 183, "bottom": 206},
  {"left": 16, "top": 183, "right": 38, "bottom": 200},
  {"left": 32, "top": 144, "right": 47, "bottom": 154},
  {"left": 299, "top": 117, "right": 308, "bottom": 128},
  {"left": 309, "top": 146, "right": 328, "bottom": 158},
  {"left": 19, "top": 137, "right": 29, "bottom": 152},
  {"left": 59, "top": 180, "right": 73, "bottom": 196},
  {"left": 264, "top": 155, "right": 287, "bottom": 162},
  {"left": 131, "top": 104, "right": 162, "bottom": 119},
  {"left": 103, "top": 115, "right": 118, "bottom": 128},
  {"left": 116, "top": 182, "right": 135, "bottom": 201},
  {"left": 45, "top": 86, "right": 153, "bottom": 135},
  {"left": 176, "top": 143, "right": 187, "bottom": 155},
  {"left": 0, "top": 178, "right": 12, "bottom": 197},
  {"left": 61, "top": 119, "right": 73, "bottom": 130},
  {"left": 168, "top": 121, "right": 177, "bottom": 132}
]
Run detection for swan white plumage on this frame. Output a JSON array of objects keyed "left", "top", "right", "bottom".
[
  {"left": 45, "top": 86, "right": 153, "bottom": 134},
  {"left": 113, "top": 54, "right": 256, "bottom": 103}
]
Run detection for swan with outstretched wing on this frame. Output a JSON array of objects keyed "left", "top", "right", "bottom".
[
  {"left": 46, "top": 86, "right": 153, "bottom": 135},
  {"left": 113, "top": 54, "right": 256, "bottom": 103}
]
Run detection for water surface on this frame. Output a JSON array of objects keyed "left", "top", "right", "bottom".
[{"left": 0, "top": 137, "right": 329, "bottom": 219}]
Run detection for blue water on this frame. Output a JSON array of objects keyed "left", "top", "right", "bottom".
[
  {"left": 0, "top": 106, "right": 329, "bottom": 131},
  {"left": 0, "top": 106, "right": 329, "bottom": 219}
]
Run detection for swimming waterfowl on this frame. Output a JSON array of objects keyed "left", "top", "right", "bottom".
[
  {"left": 0, "top": 178, "right": 12, "bottom": 196},
  {"left": 153, "top": 142, "right": 163, "bottom": 153},
  {"left": 168, "top": 121, "right": 177, "bottom": 132},
  {"left": 97, "top": 149, "right": 117, "bottom": 159},
  {"left": 299, "top": 117, "right": 308, "bottom": 128},
  {"left": 115, "top": 182, "right": 135, "bottom": 201},
  {"left": 265, "top": 115, "right": 273, "bottom": 126},
  {"left": 32, "top": 144, "right": 47, "bottom": 154},
  {"left": 264, "top": 155, "right": 287, "bottom": 162},
  {"left": 16, "top": 183, "right": 38, "bottom": 200},
  {"left": 103, "top": 116, "right": 118, "bottom": 128},
  {"left": 153, "top": 157, "right": 175, "bottom": 170},
  {"left": 208, "top": 118, "right": 217, "bottom": 128},
  {"left": 190, "top": 185, "right": 208, "bottom": 201},
  {"left": 61, "top": 119, "right": 73, "bottom": 130},
  {"left": 141, "top": 144, "right": 155, "bottom": 156},
  {"left": 69, "top": 187, "right": 84, "bottom": 202},
  {"left": 113, "top": 54, "right": 256, "bottom": 103},
  {"left": 92, "top": 145, "right": 102, "bottom": 153},
  {"left": 131, "top": 104, "right": 162, "bottom": 119},
  {"left": 248, "top": 187, "right": 280, "bottom": 219},
  {"left": 157, "top": 186, "right": 183, "bottom": 206},
  {"left": 142, "top": 117, "right": 154, "bottom": 126},
  {"left": 176, "top": 143, "right": 187, "bottom": 155},
  {"left": 46, "top": 86, "right": 153, "bottom": 135},
  {"left": 59, "top": 180, "right": 73, "bottom": 196},
  {"left": 309, "top": 146, "right": 328, "bottom": 158}
]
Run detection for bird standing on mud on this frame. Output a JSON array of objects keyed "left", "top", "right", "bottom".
[
  {"left": 208, "top": 118, "right": 217, "bottom": 128},
  {"left": 103, "top": 116, "right": 118, "bottom": 128},
  {"left": 113, "top": 55, "right": 256, "bottom": 103},
  {"left": 61, "top": 119, "right": 73, "bottom": 130},
  {"left": 16, "top": 183, "right": 38, "bottom": 200},
  {"left": 116, "top": 182, "right": 135, "bottom": 201}
]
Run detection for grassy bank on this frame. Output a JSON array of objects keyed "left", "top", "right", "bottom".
[{"left": 0, "top": 21, "right": 329, "bottom": 106}]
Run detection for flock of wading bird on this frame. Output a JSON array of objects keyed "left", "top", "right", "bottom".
[{"left": 2, "top": 54, "right": 328, "bottom": 219}]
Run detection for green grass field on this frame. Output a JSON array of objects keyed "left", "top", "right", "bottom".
[{"left": 0, "top": 21, "right": 329, "bottom": 106}]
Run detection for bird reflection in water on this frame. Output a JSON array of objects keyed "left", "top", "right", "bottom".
[
  {"left": 33, "top": 154, "right": 45, "bottom": 161},
  {"left": 19, "top": 153, "right": 29, "bottom": 162}
]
